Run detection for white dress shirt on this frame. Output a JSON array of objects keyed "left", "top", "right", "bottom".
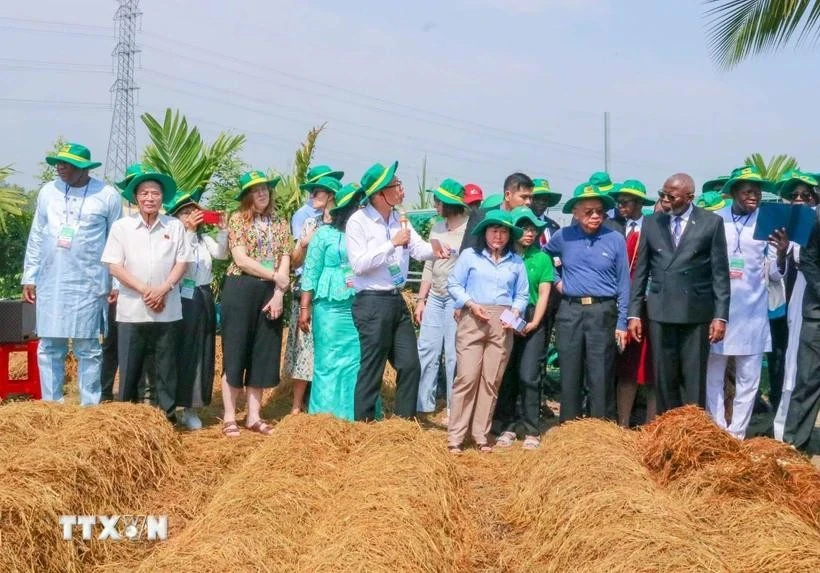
[
  {"left": 101, "top": 214, "right": 193, "bottom": 323},
  {"left": 345, "top": 204, "right": 435, "bottom": 291},
  {"left": 626, "top": 215, "right": 644, "bottom": 235},
  {"left": 669, "top": 203, "right": 693, "bottom": 238},
  {"left": 184, "top": 230, "right": 229, "bottom": 286}
]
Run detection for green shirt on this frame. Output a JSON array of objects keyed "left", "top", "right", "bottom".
[{"left": 522, "top": 245, "right": 554, "bottom": 305}]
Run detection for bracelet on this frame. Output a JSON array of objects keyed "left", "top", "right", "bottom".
[
  {"left": 416, "top": 297, "right": 427, "bottom": 303},
  {"left": 300, "top": 306, "right": 310, "bottom": 310}
]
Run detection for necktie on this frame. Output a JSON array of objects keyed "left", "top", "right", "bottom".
[
  {"left": 628, "top": 221, "right": 637, "bottom": 237},
  {"left": 672, "top": 216, "right": 682, "bottom": 247}
]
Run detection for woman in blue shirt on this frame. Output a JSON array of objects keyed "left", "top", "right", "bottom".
[{"left": 447, "top": 210, "right": 529, "bottom": 453}]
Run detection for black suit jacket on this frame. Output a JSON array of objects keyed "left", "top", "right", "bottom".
[
  {"left": 459, "top": 207, "right": 486, "bottom": 253},
  {"left": 629, "top": 206, "right": 730, "bottom": 324},
  {"left": 800, "top": 216, "right": 820, "bottom": 320}
]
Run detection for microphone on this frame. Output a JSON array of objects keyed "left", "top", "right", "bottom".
[{"left": 398, "top": 206, "right": 408, "bottom": 231}]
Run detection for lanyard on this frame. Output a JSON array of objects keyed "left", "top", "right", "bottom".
[
  {"left": 254, "top": 215, "right": 273, "bottom": 260},
  {"left": 731, "top": 212, "right": 752, "bottom": 254},
  {"left": 64, "top": 181, "right": 90, "bottom": 226}
]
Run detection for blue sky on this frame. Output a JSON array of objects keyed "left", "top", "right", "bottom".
[{"left": 1, "top": 0, "right": 819, "bottom": 206}]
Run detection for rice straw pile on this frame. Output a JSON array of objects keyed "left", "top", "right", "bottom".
[
  {"left": 0, "top": 402, "right": 182, "bottom": 573},
  {"left": 0, "top": 401, "right": 75, "bottom": 451}
]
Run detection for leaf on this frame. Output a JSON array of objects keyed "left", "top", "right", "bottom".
[
  {"left": 743, "top": 152, "right": 799, "bottom": 180},
  {"left": 0, "top": 165, "right": 27, "bottom": 233}
]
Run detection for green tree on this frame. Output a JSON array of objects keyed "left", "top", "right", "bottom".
[
  {"left": 35, "top": 136, "right": 67, "bottom": 186},
  {"left": 0, "top": 209, "right": 33, "bottom": 298},
  {"left": 273, "top": 123, "right": 325, "bottom": 222},
  {"left": 705, "top": 0, "right": 820, "bottom": 69},
  {"left": 744, "top": 152, "right": 798, "bottom": 180},
  {"left": 0, "top": 166, "right": 28, "bottom": 233}
]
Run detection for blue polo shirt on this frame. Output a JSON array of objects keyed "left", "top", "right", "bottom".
[{"left": 546, "top": 224, "right": 630, "bottom": 330}]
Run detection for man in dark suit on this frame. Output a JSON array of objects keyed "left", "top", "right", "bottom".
[
  {"left": 627, "top": 173, "right": 730, "bottom": 413},
  {"left": 783, "top": 216, "right": 820, "bottom": 452},
  {"left": 459, "top": 172, "right": 533, "bottom": 253}
]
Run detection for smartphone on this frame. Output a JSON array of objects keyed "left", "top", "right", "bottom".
[
  {"left": 201, "top": 210, "right": 222, "bottom": 225},
  {"left": 500, "top": 309, "right": 526, "bottom": 333}
]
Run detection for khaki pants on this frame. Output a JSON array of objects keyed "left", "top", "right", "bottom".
[{"left": 448, "top": 305, "right": 513, "bottom": 448}]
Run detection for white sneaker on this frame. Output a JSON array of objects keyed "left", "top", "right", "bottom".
[{"left": 181, "top": 408, "right": 203, "bottom": 430}]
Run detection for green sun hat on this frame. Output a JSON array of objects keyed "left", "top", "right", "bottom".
[
  {"left": 163, "top": 188, "right": 207, "bottom": 216},
  {"left": 611, "top": 179, "right": 655, "bottom": 206},
  {"left": 429, "top": 178, "right": 467, "bottom": 206},
  {"left": 305, "top": 164, "right": 344, "bottom": 184},
  {"left": 122, "top": 170, "right": 177, "bottom": 205},
  {"left": 695, "top": 191, "right": 727, "bottom": 211},
  {"left": 300, "top": 175, "right": 343, "bottom": 194},
  {"left": 511, "top": 206, "right": 547, "bottom": 231},
  {"left": 116, "top": 163, "right": 148, "bottom": 191},
  {"left": 471, "top": 209, "right": 523, "bottom": 240},
  {"left": 702, "top": 176, "right": 729, "bottom": 194},
  {"left": 775, "top": 169, "right": 819, "bottom": 200},
  {"left": 721, "top": 166, "right": 776, "bottom": 195},
  {"left": 481, "top": 193, "right": 504, "bottom": 210},
  {"left": 360, "top": 161, "right": 399, "bottom": 201},
  {"left": 531, "top": 178, "right": 561, "bottom": 207},
  {"left": 236, "top": 170, "right": 281, "bottom": 201},
  {"left": 562, "top": 182, "right": 615, "bottom": 214},
  {"left": 588, "top": 171, "right": 615, "bottom": 193},
  {"left": 45, "top": 142, "right": 102, "bottom": 170},
  {"left": 330, "top": 182, "right": 363, "bottom": 213}
]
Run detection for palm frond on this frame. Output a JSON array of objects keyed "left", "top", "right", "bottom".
[
  {"left": 293, "top": 123, "right": 326, "bottom": 184},
  {"left": 274, "top": 124, "right": 327, "bottom": 222},
  {"left": 744, "top": 152, "right": 799, "bottom": 180},
  {"left": 0, "top": 165, "right": 27, "bottom": 232},
  {"left": 705, "top": 0, "right": 820, "bottom": 69}
]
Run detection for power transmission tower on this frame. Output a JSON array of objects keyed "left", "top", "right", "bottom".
[{"left": 105, "top": 0, "right": 141, "bottom": 182}]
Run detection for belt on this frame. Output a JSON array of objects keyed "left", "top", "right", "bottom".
[
  {"left": 357, "top": 288, "right": 401, "bottom": 296},
  {"left": 562, "top": 295, "right": 616, "bottom": 305}
]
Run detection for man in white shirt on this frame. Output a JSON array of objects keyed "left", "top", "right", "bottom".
[
  {"left": 101, "top": 171, "right": 192, "bottom": 423},
  {"left": 346, "top": 161, "right": 447, "bottom": 421}
]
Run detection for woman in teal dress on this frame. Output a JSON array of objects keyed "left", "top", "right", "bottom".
[{"left": 298, "top": 183, "right": 365, "bottom": 420}]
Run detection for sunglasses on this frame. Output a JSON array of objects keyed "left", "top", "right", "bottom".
[
  {"left": 616, "top": 198, "right": 637, "bottom": 206},
  {"left": 658, "top": 192, "right": 690, "bottom": 201},
  {"left": 580, "top": 208, "right": 604, "bottom": 217},
  {"left": 791, "top": 191, "right": 815, "bottom": 201}
]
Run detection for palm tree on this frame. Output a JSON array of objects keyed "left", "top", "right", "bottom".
[
  {"left": 705, "top": 0, "right": 820, "bottom": 69},
  {"left": 273, "top": 123, "right": 325, "bottom": 222},
  {"left": 744, "top": 152, "right": 798, "bottom": 181},
  {"left": 141, "top": 109, "right": 246, "bottom": 195},
  {"left": 0, "top": 165, "right": 27, "bottom": 232}
]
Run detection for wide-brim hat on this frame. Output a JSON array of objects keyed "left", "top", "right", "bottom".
[
  {"left": 481, "top": 193, "right": 504, "bottom": 210},
  {"left": 305, "top": 164, "right": 344, "bottom": 184},
  {"left": 164, "top": 188, "right": 205, "bottom": 216},
  {"left": 531, "top": 178, "right": 561, "bottom": 207},
  {"left": 562, "top": 183, "right": 615, "bottom": 214},
  {"left": 695, "top": 191, "right": 727, "bottom": 211},
  {"left": 471, "top": 209, "right": 523, "bottom": 240},
  {"left": 430, "top": 178, "right": 466, "bottom": 206},
  {"left": 511, "top": 206, "right": 547, "bottom": 233},
  {"left": 300, "top": 176, "right": 342, "bottom": 194},
  {"left": 360, "top": 161, "right": 398, "bottom": 200},
  {"left": 588, "top": 171, "right": 614, "bottom": 193},
  {"left": 702, "top": 176, "right": 729, "bottom": 194},
  {"left": 116, "top": 163, "right": 148, "bottom": 191},
  {"left": 236, "top": 170, "right": 281, "bottom": 201},
  {"left": 122, "top": 171, "right": 177, "bottom": 205},
  {"left": 776, "top": 169, "right": 819, "bottom": 200},
  {"left": 611, "top": 179, "right": 655, "bottom": 206},
  {"left": 721, "top": 166, "right": 776, "bottom": 195},
  {"left": 330, "top": 182, "right": 363, "bottom": 213},
  {"left": 463, "top": 183, "right": 484, "bottom": 204},
  {"left": 45, "top": 142, "right": 101, "bottom": 170}
]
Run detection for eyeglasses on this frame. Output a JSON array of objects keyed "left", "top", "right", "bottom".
[
  {"left": 658, "top": 192, "right": 689, "bottom": 201},
  {"left": 580, "top": 208, "right": 604, "bottom": 217},
  {"left": 384, "top": 179, "right": 404, "bottom": 191},
  {"left": 616, "top": 198, "right": 636, "bottom": 206},
  {"left": 791, "top": 191, "right": 815, "bottom": 201}
]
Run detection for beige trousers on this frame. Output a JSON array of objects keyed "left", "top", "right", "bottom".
[{"left": 447, "top": 305, "right": 514, "bottom": 447}]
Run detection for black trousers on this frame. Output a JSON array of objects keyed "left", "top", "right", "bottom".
[
  {"left": 117, "top": 321, "right": 180, "bottom": 419},
  {"left": 101, "top": 301, "right": 155, "bottom": 403},
  {"left": 648, "top": 320, "right": 709, "bottom": 413},
  {"left": 784, "top": 317, "right": 820, "bottom": 451},
  {"left": 766, "top": 315, "right": 788, "bottom": 410},
  {"left": 555, "top": 298, "right": 617, "bottom": 422},
  {"left": 496, "top": 305, "right": 546, "bottom": 436},
  {"left": 352, "top": 291, "right": 421, "bottom": 421},
  {"left": 177, "top": 286, "right": 215, "bottom": 408}
]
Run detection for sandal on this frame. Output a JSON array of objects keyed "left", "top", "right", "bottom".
[
  {"left": 496, "top": 431, "right": 516, "bottom": 448},
  {"left": 222, "top": 421, "right": 240, "bottom": 438},
  {"left": 477, "top": 443, "right": 493, "bottom": 454},
  {"left": 246, "top": 419, "right": 274, "bottom": 436},
  {"left": 448, "top": 445, "right": 463, "bottom": 455},
  {"left": 522, "top": 435, "right": 541, "bottom": 450}
]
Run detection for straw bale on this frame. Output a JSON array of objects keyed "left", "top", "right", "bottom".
[
  {"left": 295, "top": 419, "right": 468, "bottom": 572},
  {"left": 0, "top": 401, "right": 75, "bottom": 451},
  {"left": 0, "top": 403, "right": 182, "bottom": 573},
  {"left": 638, "top": 405, "right": 744, "bottom": 485}
]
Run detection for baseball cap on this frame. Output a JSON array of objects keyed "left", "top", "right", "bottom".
[{"left": 463, "top": 183, "right": 484, "bottom": 204}]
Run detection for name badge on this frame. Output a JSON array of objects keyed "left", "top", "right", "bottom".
[
  {"left": 729, "top": 257, "right": 745, "bottom": 280},
  {"left": 57, "top": 225, "right": 77, "bottom": 249},
  {"left": 387, "top": 262, "right": 404, "bottom": 286},
  {"left": 260, "top": 259, "right": 274, "bottom": 271},
  {"left": 180, "top": 278, "right": 196, "bottom": 299}
]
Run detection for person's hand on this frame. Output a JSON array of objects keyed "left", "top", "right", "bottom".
[
  {"left": 185, "top": 209, "right": 204, "bottom": 232},
  {"left": 709, "top": 319, "right": 726, "bottom": 343},
  {"left": 768, "top": 227, "right": 789, "bottom": 254},
  {"left": 218, "top": 210, "right": 230, "bottom": 230},
  {"left": 454, "top": 309, "right": 462, "bottom": 321},
  {"left": 628, "top": 318, "right": 642, "bottom": 343},
  {"left": 263, "top": 290, "right": 284, "bottom": 320},
  {"left": 22, "top": 284, "right": 35, "bottom": 304},
  {"left": 414, "top": 299, "right": 425, "bottom": 325},
  {"left": 272, "top": 271, "right": 290, "bottom": 290},
  {"left": 298, "top": 306, "right": 311, "bottom": 333},
  {"left": 300, "top": 225, "right": 318, "bottom": 247},
  {"left": 392, "top": 229, "right": 411, "bottom": 247},
  {"left": 615, "top": 329, "right": 628, "bottom": 351},
  {"left": 468, "top": 302, "right": 490, "bottom": 321},
  {"left": 555, "top": 281, "right": 564, "bottom": 295},
  {"left": 107, "top": 289, "right": 119, "bottom": 304},
  {"left": 522, "top": 321, "right": 537, "bottom": 335},
  {"left": 143, "top": 286, "right": 168, "bottom": 311}
]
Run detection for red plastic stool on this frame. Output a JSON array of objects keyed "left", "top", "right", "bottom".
[{"left": 0, "top": 340, "right": 41, "bottom": 400}]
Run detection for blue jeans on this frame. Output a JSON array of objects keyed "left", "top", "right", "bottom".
[
  {"left": 38, "top": 337, "right": 102, "bottom": 406},
  {"left": 416, "top": 293, "right": 457, "bottom": 412}
]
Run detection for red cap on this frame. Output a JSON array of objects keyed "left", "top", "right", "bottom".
[{"left": 463, "top": 183, "right": 483, "bottom": 204}]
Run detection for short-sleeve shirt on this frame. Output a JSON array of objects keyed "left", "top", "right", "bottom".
[
  {"left": 522, "top": 245, "right": 554, "bottom": 304},
  {"left": 226, "top": 211, "right": 292, "bottom": 276}
]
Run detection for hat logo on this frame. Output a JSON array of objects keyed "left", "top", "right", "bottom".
[
  {"left": 583, "top": 185, "right": 595, "bottom": 194},
  {"left": 740, "top": 167, "right": 752, "bottom": 176},
  {"left": 59, "top": 144, "right": 72, "bottom": 153}
]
